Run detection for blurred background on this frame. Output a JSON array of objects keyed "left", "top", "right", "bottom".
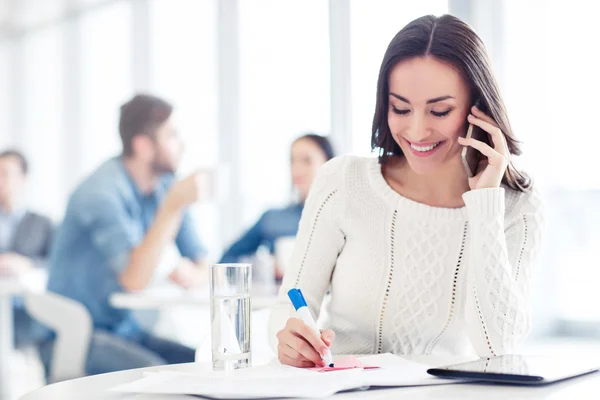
[{"left": 1, "top": 0, "right": 600, "bottom": 396}]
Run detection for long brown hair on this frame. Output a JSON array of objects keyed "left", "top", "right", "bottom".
[{"left": 371, "top": 14, "right": 531, "bottom": 192}]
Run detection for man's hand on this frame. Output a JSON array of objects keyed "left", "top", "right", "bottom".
[
  {"left": 168, "top": 258, "right": 208, "bottom": 289},
  {"left": 164, "top": 171, "right": 213, "bottom": 212},
  {"left": 0, "top": 253, "right": 34, "bottom": 276}
]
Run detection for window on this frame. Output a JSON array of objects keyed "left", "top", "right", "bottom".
[
  {"left": 149, "top": 0, "right": 220, "bottom": 259},
  {"left": 21, "top": 27, "right": 65, "bottom": 219},
  {"left": 502, "top": 0, "right": 600, "bottom": 325},
  {"left": 149, "top": 0, "right": 218, "bottom": 170},
  {"left": 0, "top": 41, "right": 10, "bottom": 149},
  {"left": 79, "top": 1, "right": 133, "bottom": 177},
  {"left": 238, "top": 0, "right": 331, "bottom": 227},
  {"left": 13, "top": 0, "right": 65, "bottom": 29},
  {"left": 350, "top": 0, "right": 449, "bottom": 155},
  {"left": 73, "top": 0, "right": 109, "bottom": 8}
]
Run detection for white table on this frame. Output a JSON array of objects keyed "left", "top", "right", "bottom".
[
  {"left": 109, "top": 285, "right": 280, "bottom": 361},
  {"left": 0, "top": 277, "right": 22, "bottom": 400},
  {"left": 20, "top": 355, "right": 600, "bottom": 400},
  {"left": 109, "top": 286, "right": 279, "bottom": 311},
  {"left": 0, "top": 272, "right": 47, "bottom": 400}
]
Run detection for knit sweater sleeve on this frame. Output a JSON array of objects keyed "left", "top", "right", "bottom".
[
  {"left": 462, "top": 187, "right": 544, "bottom": 356},
  {"left": 267, "top": 157, "right": 347, "bottom": 350}
]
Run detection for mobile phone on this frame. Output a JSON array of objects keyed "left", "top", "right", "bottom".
[{"left": 461, "top": 101, "right": 487, "bottom": 178}]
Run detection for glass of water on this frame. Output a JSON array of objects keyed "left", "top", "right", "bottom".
[{"left": 209, "top": 263, "right": 252, "bottom": 370}]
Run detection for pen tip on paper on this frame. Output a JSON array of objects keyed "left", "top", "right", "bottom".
[{"left": 329, "top": 363, "right": 334, "bottom": 368}]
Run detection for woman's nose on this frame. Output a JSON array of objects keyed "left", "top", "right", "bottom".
[{"left": 406, "top": 117, "right": 430, "bottom": 142}]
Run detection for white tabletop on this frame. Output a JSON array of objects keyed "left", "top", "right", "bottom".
[
  {"left": 0, "top": 276, "right": 25, "bottom": 296},
  {"left": 0, "top": 276, "right": 21, "bottom": 400},
  {"left": 0, "top": 270, "right": 47, "bottom": 296},
  {"left": 20, "top": 356, "right": 600, "bottom": 400},
  {"left": 1, "top": 271, "right": 47, "bottom": 400},
  {"left": 110, "top": 285, "right": 280, "bottom": 311}
]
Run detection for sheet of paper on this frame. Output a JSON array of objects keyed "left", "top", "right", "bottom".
[
  {"left": 110, "top": 366, "right": 364, "bottom": 399},
  {"left": 110, "top": 354, "right": 468, "bottom": 399},
  {"left": 357, "top": 354, "right": 469, "bottom": 387}
]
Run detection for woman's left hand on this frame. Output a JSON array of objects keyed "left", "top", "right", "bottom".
[{"left": 458, "top": 105, "right": 510, "bottom": 190}]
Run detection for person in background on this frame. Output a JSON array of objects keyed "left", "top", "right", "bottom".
[
  {"left": 43, "top": 94, "right": 209, "bottom": 376},
  {"left": 0, "top": 150, "right": 53, "bottom": 348},
  {"left": 219, "top": 134, "right": 334, "bottom": 278}
]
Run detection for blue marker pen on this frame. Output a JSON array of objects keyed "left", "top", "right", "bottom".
[{"left": 287, "top": 288, "right": 334, "bottom": 367}]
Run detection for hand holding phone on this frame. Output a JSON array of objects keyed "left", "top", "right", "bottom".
[
  {"left": 461, "top": 122, "right": 487, "bottom": 178},
  {"left": 458, "top": 103, "right": 511, "bottom": 190}
]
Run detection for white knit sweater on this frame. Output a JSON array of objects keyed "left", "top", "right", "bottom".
[{"left": 268, "top": 155, "right": 544, "bottom": 358}]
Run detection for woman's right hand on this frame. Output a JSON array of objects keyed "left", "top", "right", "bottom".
[{"left": 276, "top": 317, "right": 336, "bottom": 368}]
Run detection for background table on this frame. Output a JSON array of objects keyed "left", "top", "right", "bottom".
[
  {"left": 109, "top": 284, "right": 280, "bottom": 364},
  {"left": 0, "top": 271, "right": 46, "bottom": 400},
  {"left": 0, "top": 277, "right": 22, "bottom": 400},
  {"left": 20, "top": 355, "right": 600, "bottom": 400},
  {"left": 109, "top": 286, "right": 279, "bottom": 311}
]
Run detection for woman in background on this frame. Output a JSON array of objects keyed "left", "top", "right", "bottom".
[{"left": 219, "top": 134, "right": 334, "bottom": 278}]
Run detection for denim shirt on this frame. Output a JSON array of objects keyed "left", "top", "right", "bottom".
[
  {"left": 219, "top": 203, "right": 303, "bottom": 263},
  {"left": 47, "top": 157, "right": 207, "bottom": 338}
]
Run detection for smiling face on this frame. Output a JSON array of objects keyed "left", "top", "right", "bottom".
[{"left": 387, "top": 56, "right": 472, "bottom": 175}]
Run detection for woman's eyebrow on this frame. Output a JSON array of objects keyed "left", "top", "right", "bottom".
[{"left": 389, "top": 92, "right": 455, "bottom": 104}]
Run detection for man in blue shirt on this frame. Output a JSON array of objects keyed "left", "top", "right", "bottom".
[{"left": 44, "top": 94, "right": 208, "bottom": 375}]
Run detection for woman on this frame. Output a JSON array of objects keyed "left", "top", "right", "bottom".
[
  {"left": 219, "top": 134, "right": 335, "bottom": 276},
  {"left": 270, "top": 14, "right": 544, "bottom": 367}
]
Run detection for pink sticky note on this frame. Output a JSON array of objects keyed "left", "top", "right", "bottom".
[{"left": 307, "top": 356, "right": 380, "bottom": 372}]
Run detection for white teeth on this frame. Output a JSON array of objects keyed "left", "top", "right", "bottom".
[{"left": 411, "top": 141, "right": 441, "bottom": 152}]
